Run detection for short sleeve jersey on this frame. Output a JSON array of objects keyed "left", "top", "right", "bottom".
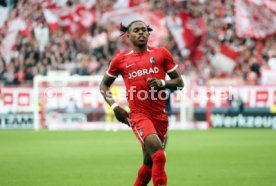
[{"left": 107, "top": 47, "right": 177, "bottom": 116}]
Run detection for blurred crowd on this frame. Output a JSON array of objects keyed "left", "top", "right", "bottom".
[{"left": 0, "top": 0, "right": 275, "bottom": 86}]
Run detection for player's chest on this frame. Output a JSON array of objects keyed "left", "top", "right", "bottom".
[
  {"left": 123, "top": 54, "right": 163, "bottom": 73},
  {"left": 122, "top": 54, "right": 164, "bottom": 80}
]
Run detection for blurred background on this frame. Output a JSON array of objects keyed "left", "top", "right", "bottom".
[{"left": 0, "top": 0, "right": 276, "bottom": 130}]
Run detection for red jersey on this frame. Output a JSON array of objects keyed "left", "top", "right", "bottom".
[{"left": 107, "top": 47, "right": 177, "bottom": 117}]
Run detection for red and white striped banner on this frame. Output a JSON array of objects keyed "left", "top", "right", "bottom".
[
  {"left": 166, "top": 11, "right": 206, "bottom": 59},
  {"left": 0, "top": 87, "right": 33, "bottom": 113},
  {"left": 113, "top": 0, "right": 148, "bottom": 9},
  {"left": 235, "top": 0, "right": 276, "bottom": 38},
  {"left": 0, "top": 18, "right": 29, "bottom": 63},
  {"left": 43, "top": 4, "right": 96, "bottom": 37},
  {"left": 100, "top": 3, "right": 168, "bottom": 46},
  {"left": 211, "top": 44, "right": 240, "bottom": 73},
  {"left": 1, "top": 85, "right": 276, "bottom": 114}
]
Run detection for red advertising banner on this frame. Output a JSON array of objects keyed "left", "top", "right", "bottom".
[{"left": 1, "top": 85, "right": 276, "bottom": 114}]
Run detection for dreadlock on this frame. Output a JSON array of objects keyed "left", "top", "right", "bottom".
[{"left": 119, "top": 20, "right": 153, "bottom": 36}]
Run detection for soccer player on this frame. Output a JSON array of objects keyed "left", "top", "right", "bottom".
[{"left": 99, "top": 20, "right": 184, "bottom": 186}]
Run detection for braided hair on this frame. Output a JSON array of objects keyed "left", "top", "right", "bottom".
[{"left": 119, "top": 20, "right": 153, "bottom": 36}]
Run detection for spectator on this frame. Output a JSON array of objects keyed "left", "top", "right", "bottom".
[{"left": 0, "top": 0, "right": 275, "bottom": 86}]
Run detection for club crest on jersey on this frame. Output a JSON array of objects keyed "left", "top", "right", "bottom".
[{"left": 150, "top": 57, "right": 156, "bottom": 64}]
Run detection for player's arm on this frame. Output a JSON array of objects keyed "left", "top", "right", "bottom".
[
  {"left": 166, "top": 68, "right": 184, "bottom": 91},
  {"left": 99, "top": 74, "right": 130, "bottom": 126},
  {"left": 148, "top": 48, "right": 184, "bottom": 90},
  {"left": 147, "top": 69, "right": 184, "bottom": 91}
]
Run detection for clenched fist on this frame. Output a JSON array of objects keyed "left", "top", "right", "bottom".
[
  {"left": 113, "top": 106, "right": 130, "bottom": 126},
  {"left": 147, "top": 78, "right": 165, "bottom": 88}
]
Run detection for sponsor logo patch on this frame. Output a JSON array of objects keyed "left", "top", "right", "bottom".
[{"left": 128, "top": 67, "right": 159, "bottom": 79}]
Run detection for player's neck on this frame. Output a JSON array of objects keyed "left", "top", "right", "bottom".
[{"left": 133, "top": 44, "right": 147, "bottom": 53}]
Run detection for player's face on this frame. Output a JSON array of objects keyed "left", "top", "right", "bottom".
[{"left": 128, "top": 22, "right": 149, "bottom": 46}]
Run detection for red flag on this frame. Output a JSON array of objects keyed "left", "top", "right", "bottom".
[
  {"left": 43, "top": 5, "right": 96, "bottom": 37},
  {"left": 43, "top": 9, "right": 59, "bottom": 32},
  {"left": 220, "top": 44, "right": 240, "bottom": 61},
  {"left": 101, "top": 3, "right": 167, "bottom": 46},
  {"left": 167, "top": 11, "right": 206, "bottom": 60},
  {"left": 235, "top": 0, "right": 276, "bottom": 38},
  {"left": 0, "top": 18, "right": 27, "bottom": 63},
  {"left": 211, "top": 44, "right": 240, "bottom": 73}
]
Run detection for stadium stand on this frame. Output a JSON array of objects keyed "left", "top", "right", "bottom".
[{"left": 0, "top": 0, "right": 275, "bottom": 86}]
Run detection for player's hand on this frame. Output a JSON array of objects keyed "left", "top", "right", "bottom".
[
  {"left": 113, "top": 106, "right": 130, "bottom": 126},
  {"left": 147, "top": 78, "right": 164, "bottom": 88}
]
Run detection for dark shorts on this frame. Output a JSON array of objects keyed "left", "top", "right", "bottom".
[{"left": 129, "top": 113, "right": 168, "bottom": 147}]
